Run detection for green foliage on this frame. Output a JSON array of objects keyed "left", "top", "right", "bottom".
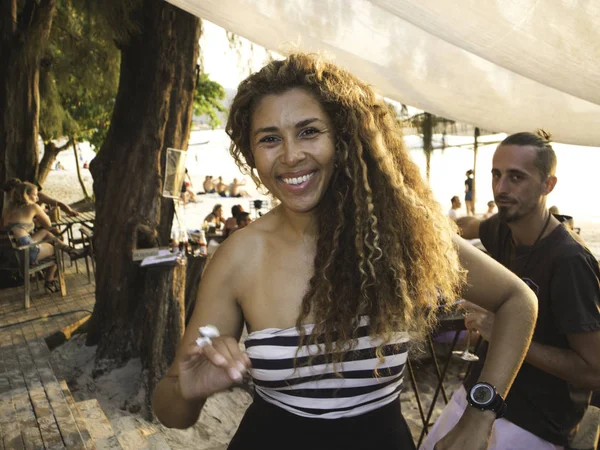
[
  {"left": 193, "top": 73, "right": 227, "bottom": 129},
  {"left": 39, "top": 0, "right": 119, "bottom": 151}
]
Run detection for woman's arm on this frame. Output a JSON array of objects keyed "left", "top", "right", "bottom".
[
  {"left": 435, "top": 236, "right": 538, "bottom": 449},
  {"left": 32, "top": 204, "right": 53, "bottom": 229},
  {"left": 152, "top": 234, "right": 250, "bottom": 429},
  {"left": 455, "top": 235, "right": 537, "bottom": 396}
]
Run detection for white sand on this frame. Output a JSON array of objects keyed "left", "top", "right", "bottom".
[{"left": 52, "top": 333, "right": 464, "bottom": 448}]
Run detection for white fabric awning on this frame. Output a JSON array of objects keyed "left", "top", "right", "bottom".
[{"left": 167, "top": 0, "right": 600, "bottom": 147}]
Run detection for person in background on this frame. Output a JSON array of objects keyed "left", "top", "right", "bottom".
[
  {"left": 229, "top": 178, "right": 249, "bottom": 198},
  {"left": 430, "top": 131, "right": 600, "bottom": 450},
  {"left": 203, "top": 176, "right": 216, "bottom": 194},
  {"left": 483, "top": 200, "right": 496, "bottom": 219},
  {"left": 224, "top": 204, "right": 244, "bottom": 237},
  {"left": 549, "top": 205, "right": 577, "bottom": 233},
  {"left": 235, "top": 211, "right": 252, "bottom": 230},
  {"left": 2, "top": 178, "right": 79, "bottom": 219},
  {"left": 152, "top": 52, "right": 538, "bottom": 450},
  {"left": 0, "top": 182, "right": 87, "bottom": 292},
  {"left": 180, "top": 169, "right": 196, "bottom": 204},
  {"left": 448, "top": 195, "right": 462, "bottom": 221},
  {"left": 203, "top": 204, "right": 226, "bottom": 230},
  {"left": 465, "top": 169, "right": 475, "bottom": 216},
  {"left": 216, "top": 177, "right": 228, "bottom": 197}
]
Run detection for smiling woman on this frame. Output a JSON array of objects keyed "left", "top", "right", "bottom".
[
  {"left": 152, "top": 53, "right": 538, "bottom": 450},
  {"left": 249, "top": 88, "right": 336, "bottom": 214}
]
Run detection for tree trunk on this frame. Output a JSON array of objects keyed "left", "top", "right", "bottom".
[
  {"left": 72, "top": 139, "right": 90, "bottom": 199},
  {"left": 136, "top": 262, "right": 186, "bottom": 418},
  {"left": 87, "top": 0, "right": 200, "bottom": 410},
  {"left": 0, "top": 0, "right": 56, "bottom": 212},
  {"left": 38, "top": 140, "right": 70, "bottom": 185}
]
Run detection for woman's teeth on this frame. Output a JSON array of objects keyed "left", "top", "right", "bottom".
[{"left": 282, "top": 172, "right": 314, "bottom": 185}]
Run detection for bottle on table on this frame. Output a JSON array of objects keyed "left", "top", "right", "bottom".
[{"left": 198, "top": 230, "right": 207, "bottom": 256}]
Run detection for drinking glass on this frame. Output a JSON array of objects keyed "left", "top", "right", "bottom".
[{"left": 452, "top": 311, "right": 479, "bottom": 362}]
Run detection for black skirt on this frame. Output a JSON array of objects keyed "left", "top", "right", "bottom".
[{"left": 228, "top": 394, "right": 416, "bottom": 450}]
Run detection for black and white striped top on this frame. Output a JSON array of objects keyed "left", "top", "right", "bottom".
[{"left": 244, "top": 317, "right": 409, "bottom": 419}]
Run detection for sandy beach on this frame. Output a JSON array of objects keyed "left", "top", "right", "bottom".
[
  {"left": 39, "top": 142, "right": 599, "bottom": 447},
  {"left": 52, "top": 331, "right": 465, "bottom": 448}
]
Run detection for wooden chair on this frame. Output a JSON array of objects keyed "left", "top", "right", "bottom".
[
  {"left": 7, "top": 230, "right": 66, "bottom": 309},
  {"left": 79, "top": 225, "right": 95, "bottom": 282},
  {"left": 0, "top": 230, "right": 21, "bottom": 287}
]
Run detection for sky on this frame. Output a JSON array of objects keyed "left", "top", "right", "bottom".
[{"left": 200, "top": 21, "right": 274, "bottom": 90}]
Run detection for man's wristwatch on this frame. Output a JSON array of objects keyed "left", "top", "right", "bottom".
[{"left": 466, "top": 382, "right": 507, "bottom": 418}]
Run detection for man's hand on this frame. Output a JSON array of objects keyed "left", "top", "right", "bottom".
[
  {"left": 463, "top": 301, "right": 495, "bottom": 342},
  {"left": 64, "top": 206, "right": 79, "bottom": 216},
  {"left": 455, "top": 216, "right": 481, "bottom": 239}
]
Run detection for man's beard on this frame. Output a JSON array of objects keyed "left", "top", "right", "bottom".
[
  {"left": 497, "top": 206, "right": 519, "bottom": 223},
  {"left": 497, "top": 201, "right": 537, "bottom": 223}
]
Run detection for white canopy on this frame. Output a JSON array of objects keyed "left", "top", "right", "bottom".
[{"left": 167, "top": 0, "right": 600, "bottom": 146}]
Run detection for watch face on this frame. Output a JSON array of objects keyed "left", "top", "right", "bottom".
[{"left": 471, "top": 384, "right": 494, "bottom": 405}]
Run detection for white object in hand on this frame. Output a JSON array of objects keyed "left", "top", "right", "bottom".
[{"left": 196, "top": 325, "right": 220, "bottom": 348}]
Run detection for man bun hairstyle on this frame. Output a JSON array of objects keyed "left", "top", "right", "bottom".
[{"left": 500, "top": 129, "right": 556, "bottom": 179}]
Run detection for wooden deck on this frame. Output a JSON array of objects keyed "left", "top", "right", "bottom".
[{"left": 0, "top": 265, "right": 172, "bottom": 449}]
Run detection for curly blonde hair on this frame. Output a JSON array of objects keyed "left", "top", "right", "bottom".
[{"left": 226, "top": 53, "right": 465, "bottom": 363}]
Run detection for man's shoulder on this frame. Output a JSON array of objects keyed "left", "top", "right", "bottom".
[
  {"left": 479, "top": 214, "right": 508, "bottom": 248},
  {"left": 547, "top": 226, "right": 598, "bottom": 265}
]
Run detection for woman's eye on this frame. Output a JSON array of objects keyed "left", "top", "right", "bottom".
[
  {"left": 259, "top": 135, "right": 279, "bottom": 144},
  {"left": 299, "top": 127, "right": 319, "bottom": 137}
]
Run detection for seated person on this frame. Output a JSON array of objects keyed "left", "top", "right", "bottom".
[
  {"left": 483, "top": 200, "right": 496, "bottom": 218},
  {"left": 3, "top": 178, "right": 79, "bottom": 218},
  {"left": 202, "top": 176, "right": 216, "bottom": 194},
  {"left": 216, "top": 177, "right": 228, "bottom": 197},
  {"left": 229, "top": 178, "right": 249, "bottom": 198},
  {"left": 180, "top": 169, "right": 196, "bottom": 204},
  {"left": 224, "top": 204, "right": 244, "bottom": 237},
  {"left": 204, "top": 204, "right": 226, "bottom": 230},
  {"left": 235, "top": 212, "right": 252, "bottom": 230},
  {"left": 1, "top": 182, "right": 86, "bottom": 292},
  {"left": 447, "top": 195, "right": 461, "bottom": 220}
]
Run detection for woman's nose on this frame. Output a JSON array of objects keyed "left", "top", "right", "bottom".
[{"left": 281, "top": 140, "right": 306, "bottom": 166}]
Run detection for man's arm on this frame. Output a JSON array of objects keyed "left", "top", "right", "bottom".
[
  {"left": 465, "top": 304, "right": 600, "bottom": 390},
  {"left": 38, "top": 192, "right": 78, "bottom": 216},
  {"left": 525, "top": 332, "right": 600, "bottom": 390},
  {"left": 455, "top": 216, "right": 481, "bottom": 239}
]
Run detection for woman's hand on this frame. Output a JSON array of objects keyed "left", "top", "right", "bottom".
[
  {"left": 177, "top": 336, "right": 251, "bottom": 401},
  {"left": 434, "top": 407, "right": 494, "bottom": 450}
]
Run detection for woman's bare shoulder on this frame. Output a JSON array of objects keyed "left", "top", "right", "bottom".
[{"left": 215, "top": 214, "right": 275, "bottom": 259}]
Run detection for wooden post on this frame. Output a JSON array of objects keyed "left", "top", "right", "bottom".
[{"left": 472, "top": 127, "right": 480, "bottom": 214}]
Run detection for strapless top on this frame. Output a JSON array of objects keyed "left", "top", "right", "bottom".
[{"left": 244, "top": 317, "right": 409, "bottom": 419}]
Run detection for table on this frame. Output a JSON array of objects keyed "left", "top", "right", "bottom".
[
  {"left": 206, "top": 232, "right": 226, "bottom": 244},
  {"left": 52, "top": 211, "right": 96, "bottom": 274},
  {"left": 51, "top": 210, "right": 96, "bottom": 240}
]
